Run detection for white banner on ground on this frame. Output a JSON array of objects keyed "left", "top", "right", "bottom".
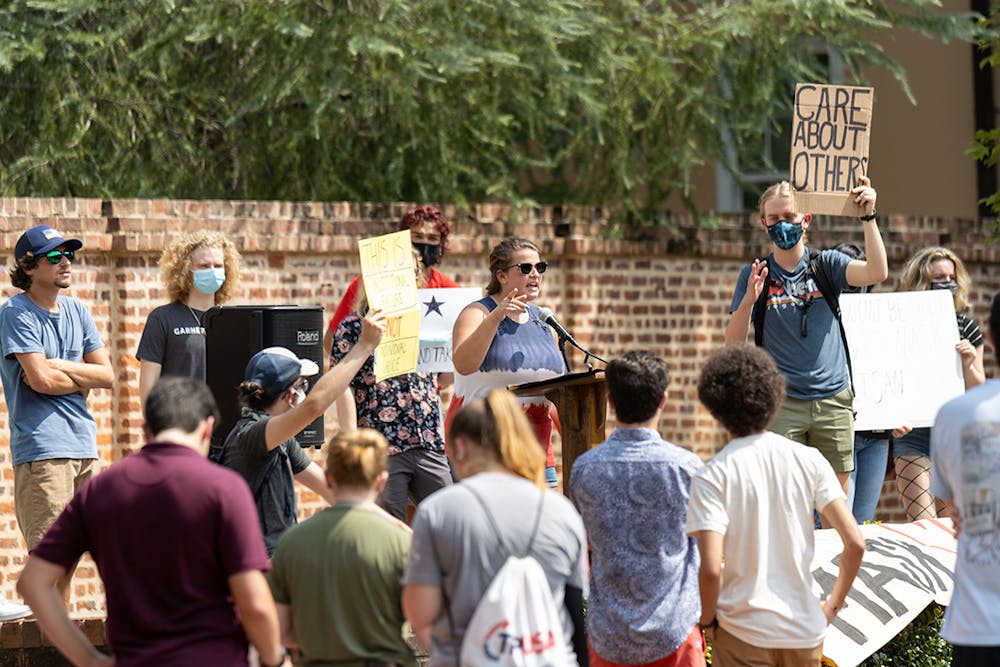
[
  {"left": 813, "top": 519, "right": 956, "bottom": 667},
  {"left": 416, "top": 288, "right": 482, "bottom": 372},
  {"left": 841, "top": 290, "right": 964, "bottom": 430}
]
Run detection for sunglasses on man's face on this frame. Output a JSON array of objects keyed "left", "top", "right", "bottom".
[
  {"left": 506, "top": 261, "right": 548, "bottom": 275},
  {"left": 43, "top": 250, "right": 76, "bottom": 265}
]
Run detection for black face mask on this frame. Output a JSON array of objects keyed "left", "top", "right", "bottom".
[
  {"left": 413, "top": 242, "right": 442, "bottom": 268},
  {"left": 931, "top": 281, "right": 958, "bottom": 296}
]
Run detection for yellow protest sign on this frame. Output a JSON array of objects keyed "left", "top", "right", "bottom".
[
  {"left": 358, "top": 230, "right": 419, "bottom": 381},
  {"left": 790, "top": 83, "right": 874, "bottom": 216}
]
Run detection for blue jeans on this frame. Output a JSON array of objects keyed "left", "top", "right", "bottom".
[
  {"left": 545, "top": 465, "right": 558, "bottom": 488},
  {"left": 847, "top": 433, "right": 890, "bottom": 523}
]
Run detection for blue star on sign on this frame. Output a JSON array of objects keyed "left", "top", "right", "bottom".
[{"left": 423, "top": 295, "right": 445, "bottom": 317}]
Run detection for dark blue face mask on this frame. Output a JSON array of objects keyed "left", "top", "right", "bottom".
[
  {"left": 766, "top": 219, "right": 804, "bottom": 250},
  {"left": 931, "top": 280, "right": 958, "bottom": 296}
]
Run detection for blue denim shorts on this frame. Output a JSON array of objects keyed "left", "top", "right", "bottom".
[{"left": 892, "top": 427, "right": 930, "bottom": 458}]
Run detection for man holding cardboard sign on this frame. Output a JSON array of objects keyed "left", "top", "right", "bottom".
[{"left": 724, "top": 174, "right": 887, "bottom": 496}]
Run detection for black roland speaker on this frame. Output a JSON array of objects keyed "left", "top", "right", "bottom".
[{"left": 204, "top": 305, "right": 325, "bottom": 447}]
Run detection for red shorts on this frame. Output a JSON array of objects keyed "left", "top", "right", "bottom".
[{"left": 589, "top": 625, "right": 706, "bottom": 667}]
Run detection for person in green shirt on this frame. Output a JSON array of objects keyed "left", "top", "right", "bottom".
[{"left": 268, "top": 429, "right": 415, "bottom": 667}]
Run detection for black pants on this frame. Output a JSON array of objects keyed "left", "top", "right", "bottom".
[{"left": 953, "top": 644, "right": 1000, "bottom": 667}]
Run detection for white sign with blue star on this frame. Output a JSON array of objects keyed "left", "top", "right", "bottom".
[{"left": 417, "top": 288, "right": 482, "bottom": 372}]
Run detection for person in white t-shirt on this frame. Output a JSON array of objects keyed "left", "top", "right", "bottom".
[
  {"left": 686, "top": 344, "right": 864, "bottom": 667},
  {"left": 930, "top": 291, "right": 1000, "bottom": 667}
]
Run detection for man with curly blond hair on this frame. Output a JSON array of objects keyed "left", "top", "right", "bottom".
[{"left": 137, "top": 231, "right": 243, "bottom": 407}]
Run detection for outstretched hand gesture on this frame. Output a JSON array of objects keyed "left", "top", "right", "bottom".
[
  {"left": 494, "top": 287, "right": 528, "bottom": 319},
  {"left": 745, "top": 259, "right": 769, "bottom": 303}
]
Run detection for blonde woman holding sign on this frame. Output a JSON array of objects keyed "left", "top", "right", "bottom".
[{"left": 892, "top": 247, "right": 985, "bottom": 521}]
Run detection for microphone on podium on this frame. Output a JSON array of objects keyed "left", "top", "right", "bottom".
[
  {"left": 536, "top": 307, "right": 606, "bottom": 368},
  {"left": 536, "top": 307, "right": 581, "bottom": 347}
]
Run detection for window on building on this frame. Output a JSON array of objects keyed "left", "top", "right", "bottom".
[{"left": 716, "top": 44, "right": 846, "bottom": 212}]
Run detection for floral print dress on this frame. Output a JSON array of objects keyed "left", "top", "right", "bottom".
[{"left": 332, "top": 313, "right": 444, "bottom": 455}]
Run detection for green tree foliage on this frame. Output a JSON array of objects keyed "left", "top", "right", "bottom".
[
  {"left": 0, "top": 1, "right": 983, "bottom": 217},
  {"left": 860, "top": 604, "right": 952, "bottom": 666}
]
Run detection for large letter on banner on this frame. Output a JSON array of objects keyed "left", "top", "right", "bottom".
[{"left": 812, "top": 519, "right": 956, "bottom": 667}]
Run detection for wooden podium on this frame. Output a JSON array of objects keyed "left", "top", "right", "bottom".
[{"left": 511, "top": 369, "right": 607, "bottom": 488}]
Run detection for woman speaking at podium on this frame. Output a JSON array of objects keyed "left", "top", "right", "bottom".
[{"left": 448, "top": 237, "right": 564, "bottom": 487}]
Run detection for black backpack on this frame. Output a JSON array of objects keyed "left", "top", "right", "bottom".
[{"left": 752, "top": 248, "right": 854, "bottom": 392}]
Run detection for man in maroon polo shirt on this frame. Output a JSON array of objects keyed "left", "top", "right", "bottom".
[{"left": 18, "top": 377, "right": 288, "bottom": 667}]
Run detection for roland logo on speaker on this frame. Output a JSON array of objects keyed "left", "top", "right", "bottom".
[{"left": 296, "top": 329, "right": 320, "bottom": 345}]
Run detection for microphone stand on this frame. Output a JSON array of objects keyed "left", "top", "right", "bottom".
[
  {"left": 558, "top": 338, "right": 572, "bottom": 374},
  {"left": 558, "top": 335, "right": 607, "bottom": 373}
]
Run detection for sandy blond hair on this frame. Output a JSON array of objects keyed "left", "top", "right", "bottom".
[
  {"left": 448, "top": 389, "right": 546, "bottom": 488},
  {"left": 325, "top": 429, "right": 388, "bottom": 488},
  {"left": 899, "top": 246, "right": 972, "bottom": 312}
]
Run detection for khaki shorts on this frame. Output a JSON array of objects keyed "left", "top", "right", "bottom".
[
  {"left": 711, "top": 624, "right": 823, "bottom": 667},
  {"left": 770, "top": 387, "right": 854, "bottom": 473},
  {"left": 15, "top": 458, "right": 96, "bottom": 549}
]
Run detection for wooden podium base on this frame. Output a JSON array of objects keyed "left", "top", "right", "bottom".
[{"left": 511, "top": 369, "right": 607, "bottom": 490}]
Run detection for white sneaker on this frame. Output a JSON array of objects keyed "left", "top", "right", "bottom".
[{"left": 0, "top": 595, "right": 32, "bottom": 622}]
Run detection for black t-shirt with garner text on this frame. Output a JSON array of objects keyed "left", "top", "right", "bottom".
[{"left": 136, "top": 302, "right": 207, "bottom": 380}]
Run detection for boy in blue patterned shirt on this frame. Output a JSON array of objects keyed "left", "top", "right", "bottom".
[{"left": 570, "top": 351, "right": 705, "bottom": 667}]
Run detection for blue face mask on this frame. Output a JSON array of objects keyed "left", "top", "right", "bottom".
[
  {"left": 766, "top": 220, "right": 804, "bottom": 250},
  {"left": 931, "top": 280, "right": 958, "bottom": 296},
  {"left": 193, "top": 267, "right": 226, "bottom": 295}
]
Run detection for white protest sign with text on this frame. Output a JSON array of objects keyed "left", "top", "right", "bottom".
[
  {"left": 841, "top": 290, "right": 963, "bottom": 431},
  {"left": 791, "top": 83, "right": 874, "bottom": 216},
  {"left": 416, "top": 288, "right": 482, "bottom": 373},
  {"left": 813, "top": 519, "right": 956, "bottom": 667}
]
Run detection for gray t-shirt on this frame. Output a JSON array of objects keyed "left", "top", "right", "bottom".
[
  {"left": 136, "top": 302, "right": 207, "bottom": 381},
  {"left": 403, "top": 472, "right": 588, "bottom": 667},
  {"left": 730, "top": 248, "right": 852, "bottom": 399},
  {"left": 220, "top": 409, "right": 311, "bottom": 555}
]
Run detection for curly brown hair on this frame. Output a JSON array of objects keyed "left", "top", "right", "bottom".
[
  {"left": 698, "top": 344, "right": 786, "bottom": 437},
  {"left": 159, "top": 231, "right": 242, "bottom": 304}
]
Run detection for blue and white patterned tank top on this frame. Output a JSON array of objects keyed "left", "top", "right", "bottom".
[{"left": 452, "top": 297, "right": 565, "bottom": 407}]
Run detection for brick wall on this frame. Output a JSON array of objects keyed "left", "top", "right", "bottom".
[{"left": 0, "top": 197, "right": 996, "bottom": 619}]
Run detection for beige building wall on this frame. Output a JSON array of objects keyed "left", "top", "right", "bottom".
[
  {"left": 865, "top": 0, "right": 983, "bottom": 219},
  {"left": 674, "top": 0, "right": 993, "bottom": 219}
]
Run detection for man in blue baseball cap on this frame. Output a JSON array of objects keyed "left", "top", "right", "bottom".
[{"left": 0, "top": 225, "right": 113, "bottom": 615}]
